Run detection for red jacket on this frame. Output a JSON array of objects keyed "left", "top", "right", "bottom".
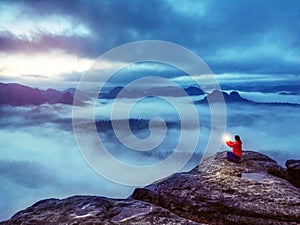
[{"left": 226, "top": 140, "right": 242, "bottom": 157}]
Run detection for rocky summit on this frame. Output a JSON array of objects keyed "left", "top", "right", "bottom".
[
  {"left": 1, "top": 151, "right": 300, "bottom": 225},
  {"left": 133, "top": 151, "right": 300, "bottom": 224},
  {"left": 0, "top": 196, "right": 199, "bottom": 225}
]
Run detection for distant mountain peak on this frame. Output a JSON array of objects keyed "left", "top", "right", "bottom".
[
  {"left": 0, "top": 82, "right": 79, "bottom": 106},
  {"left": 197, "top": 90, "right": 250, "bottom": 104},
  {"left": 100, "top": 86, "right": 205, "bottom": 99}
]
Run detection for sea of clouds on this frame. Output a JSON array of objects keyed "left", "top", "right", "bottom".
[{"left": 0, "top": 92, "right": 300, "bottom": 220}]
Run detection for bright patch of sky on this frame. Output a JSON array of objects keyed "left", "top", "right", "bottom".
[
  {"left": 0, "top": 51, "right": 93, "bottom": 78},
  {"left": 0, "top": 4, "right": 91, "bottom": 39}
]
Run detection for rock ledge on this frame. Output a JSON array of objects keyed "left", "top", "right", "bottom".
[
  {"left": 132, "top": 151, "right": 300, "bottom": 224},
  {"left": 1, "top": 151, "right": 299, "bottom": 225}
]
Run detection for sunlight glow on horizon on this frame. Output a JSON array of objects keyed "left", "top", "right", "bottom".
[{"left": 0, "top": 51, "right": 94, "bottom": 78}]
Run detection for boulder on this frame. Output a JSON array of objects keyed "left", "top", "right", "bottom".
[
  {"left": 286, "top": 159, "right": 300, "bottom": 188},
  {"left": 132, "top": 151, "right": 300, "bottom": 224},
  {"left": 0, "top": 196, "right": 201, "bottom": 225}
]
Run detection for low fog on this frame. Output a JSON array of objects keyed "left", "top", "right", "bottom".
[{"left": 1, "top": 95, "right": 300, "bottom": 220}]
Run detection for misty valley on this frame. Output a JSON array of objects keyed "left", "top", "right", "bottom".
[{"left": 1, "top": 82, "right": 300, "bottom": 220}]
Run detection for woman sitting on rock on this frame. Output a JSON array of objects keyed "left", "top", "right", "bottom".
[{"left": 225, "top": 135, "right": 242, "bottom": 163}]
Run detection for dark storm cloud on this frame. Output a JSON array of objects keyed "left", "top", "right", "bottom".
[
  {"left": 0, "top": 0, "right": 170, "bottom": 57},
  {"left": 198, "top": 0, "right": 300, "bottom": 74},
  {"left": 0, "top": 30, "right": 93, "bottom": 58},
  {"left": 1, "top": 0, "right": 300, "bottom": 74}
]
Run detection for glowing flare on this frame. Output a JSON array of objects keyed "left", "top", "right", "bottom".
[{"left": 223, "top": 135, "right": 231, "bottom": 142}]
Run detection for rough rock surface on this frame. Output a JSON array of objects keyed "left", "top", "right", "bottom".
[
  {"left": 2, "top": 151, "right": 299, "bottom": 225},
  {"left": 0, "top": 196, "right": 200, "bottom": 225},
  {"left": 132, "top": 151, "right": 300, "bottom": 225},
  {"left": 286, "top": 160, "right": 300, "bottom": 188}
]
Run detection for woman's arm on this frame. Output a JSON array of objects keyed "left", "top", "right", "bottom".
[{"left": 226, "top": 141, "right": 236, "bottom": 147}]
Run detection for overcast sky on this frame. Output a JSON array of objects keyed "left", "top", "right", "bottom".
[{"left": 0, "top": 0, "right": 300, "bottom": 88}]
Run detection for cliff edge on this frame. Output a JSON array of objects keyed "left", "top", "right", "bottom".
[{"left": 1, "top": 151, "right": 299, "bottom": 225}]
